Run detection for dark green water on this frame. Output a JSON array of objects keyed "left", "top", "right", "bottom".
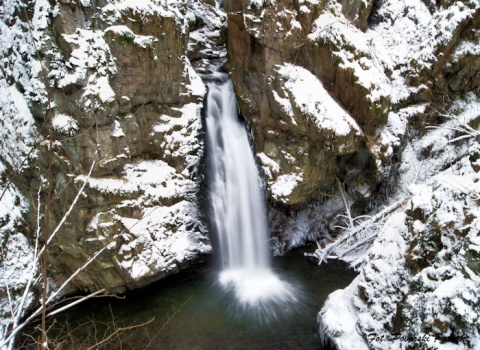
[{"left": 20, "top": 249, "right": 356, "bottom": 349}]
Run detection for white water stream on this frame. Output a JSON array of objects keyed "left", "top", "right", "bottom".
[{"left": 204, "top": 68, "right": 296, "bottom": 309}]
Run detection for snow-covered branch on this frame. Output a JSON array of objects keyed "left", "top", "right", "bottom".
[{"left": 310, "top": 197, "right": 409, "bottom": 265}]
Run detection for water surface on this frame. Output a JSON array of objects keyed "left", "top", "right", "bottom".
[{"left": 21, "top": 250, "right": 356, "bottom": 349}]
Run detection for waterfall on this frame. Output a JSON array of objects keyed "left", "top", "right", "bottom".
[{"left": 204, "top": 68, "right": 296, "bottom": 309}]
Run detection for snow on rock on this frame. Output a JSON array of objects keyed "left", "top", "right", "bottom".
[
  {"left": 81, "top": 159, "right": 211, "bottom": 284},
  {"left": 53, "top": 114, "right": 79, "bottom": 136},
  {"left": 259, "top": 63, "right": 367, "bottom": 204},
  {"left": 248, "top": 0, "right": 266, "bottom": 9},
  {"left": 57, "top": 29, "right": 117, "bottom": 105},
  {"left": 64, "top": 88, "right": 209, "bottom": 291},
  {"left": 0, "top": 233, "right": 36, "bottom": 343},
  {"left": 184, "top": 59, "right": 208, "bottom": 98},
  {"left": 270, "top": 172, "right": 304, "bottom": 201},
  {"left": 105, "top": 25, "right": 155, "bottom": 49},
  {"left": 318, "top": 277, "right": 370, "bottom": 350},
  {"left": 155, "top": 100, "right": 206, "bottom": 175},
  {"left": 353, "top": 211, "right": 412, "bottom": 349},
  {"left": 54, "top": 0, "right": 212, "bottom": 291},
  {"left": 0, "top": 1, "right": 53, "bottom": 345},
  {"left": 111, "top": 120, "right": 126, "bottom": 138},
  {"left": 257, "top": 150, "right": 303, "bottom": 204},
  {"left": 0, "top": 83, "right": 38, "bottom": 172},
  {"left": 273, "top": 64, "right": 363, "bottom": 137},
  {"left": 368, "top": 0, "right": 479, "bottom": 103},
  {"left": 102, "top": 0, "right": 189, "bottom": 33},
  {"left": 0, "top": 160, "right": 35, "bottom": 343},
  {"left": 452, "top": 36, "right": 480, "bottom": 63},
  {"left": 0, "top": 23, "right": 40, "bottom": 337},
  {"left": 0, "top": 1, "right": 45, "bottom": 172},
  {"left": 257, "top": 152, "right": 280, "bottom": 179},
  {"left": 117, "top": 200, "right": 210, "bottom": 278},
  {"left": 0, "top": 0, "right": 51, "bottom": 105},
  {"left": 185, "top": 0, "right": 227, "bottom": 60},
  {"left": 308, "top": 9, "right": 391, "bottom": 104}
]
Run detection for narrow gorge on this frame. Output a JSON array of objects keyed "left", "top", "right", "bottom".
[{"left": 0, "top": 0, "right": 479, "bottom": 349}]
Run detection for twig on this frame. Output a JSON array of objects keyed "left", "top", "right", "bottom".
[
  {"left": 46, "top": 289, "right": 106, "bottom": 318},
  {"left": 1, "top": 284, "right": 106, "bottom": 348},
  {"left": 144, "top": 295, "right": 192, "bottom": 349},
  {"left": 86, "top": 318, "right": 155, "bottom": 350}
]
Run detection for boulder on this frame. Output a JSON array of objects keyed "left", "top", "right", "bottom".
[{"left": 259, "top": 64, "right": 368, "bottom": 204}]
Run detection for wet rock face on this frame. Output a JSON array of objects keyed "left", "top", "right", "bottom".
[{"left": 2, "top": 1, "right": 225, "bottom": 294}]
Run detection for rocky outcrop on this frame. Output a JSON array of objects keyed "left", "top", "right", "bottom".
[
  {"left": 224, "top": 0, "right": 388, "bottom": 207},
  {"left": 260, "top": 63, "right": 368, "bottom": 204},
  {"left": 44, "top": 2, "right": 226, "bottom": 293},
  {"left": 43, "top": 2, "right": 216, "bottom": 293}
]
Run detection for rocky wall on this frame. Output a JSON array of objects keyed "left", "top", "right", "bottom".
[
  {"left": 0, "top": 0, "right": 225, "bottom": 295},
  {"left": 224, "top": 0, "right": 388, "bottom": 209}
]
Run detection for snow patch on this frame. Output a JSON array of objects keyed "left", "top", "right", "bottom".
[
  {"left": 53, "top": 114, "right": 79, "bottom": 136},
  {"left": 273, "top": 63, "right": 363, "bottom": 136},
  {"left": 271, "top": 172, "right": 303, "bottom": 202},
  {"left": 0, "top": 83, "right": 37, "bottom": 172}
]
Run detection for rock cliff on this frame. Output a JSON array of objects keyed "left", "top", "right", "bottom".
[{"left": 0, "top": 0, "right": 226, "bottom": 303}]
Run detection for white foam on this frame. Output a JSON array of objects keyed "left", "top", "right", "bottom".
[{"left": 219, "top": 268, "right": 298, "bottom": 307}]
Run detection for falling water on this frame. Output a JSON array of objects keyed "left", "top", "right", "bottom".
[{"left": 204, "top": 67, "right": 297, "bottom": 311}]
